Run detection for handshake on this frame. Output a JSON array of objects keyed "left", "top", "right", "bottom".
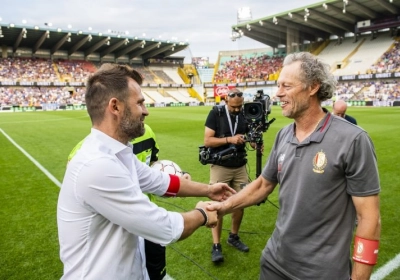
[
  {"left": 195, "top": 201, "right": 218, "bottom": 228},
  {"left": 193, "top": 183, "right": 236, "bottom": 228}
]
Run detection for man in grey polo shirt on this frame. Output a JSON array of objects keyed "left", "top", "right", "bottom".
[{"left": 208, "top": 52, "right": 381, "bottom": 280}]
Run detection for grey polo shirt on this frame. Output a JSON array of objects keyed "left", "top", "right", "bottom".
[{"left": 261, "top": 112, "right": 380, "bottom": 279}]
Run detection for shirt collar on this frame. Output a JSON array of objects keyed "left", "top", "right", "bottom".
[
  {"left": 310, "top": 108, "right": 332, "bottom": 143},
  {"left": 286, "top": 108, "right": 332, "bottom": 145},
  {"left": 91, "top": 128, "right": 133, "bottom": 154}
]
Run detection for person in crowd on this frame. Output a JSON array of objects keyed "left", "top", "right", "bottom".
[
  {"left": 203, "top": 88, "right": 253, "bottom": 263},
  {"left": 332, "top": 99, "right": 358, "bottom": 125},
  {"left": 207, "top": 52, "right": 381, "bottom": 279},
  {"left": 57, "top": 63, "right": 235, "bottom": 280}
]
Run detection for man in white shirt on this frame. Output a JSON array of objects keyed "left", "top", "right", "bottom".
[{"left": 57, "top": 63, "right": 234, "bottom": 280}]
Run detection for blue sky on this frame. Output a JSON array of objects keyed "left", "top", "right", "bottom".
[{"left": 1, "top": 0, "right": 318, "bottom": 62}]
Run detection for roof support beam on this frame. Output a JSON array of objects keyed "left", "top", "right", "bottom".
[
  {"left": 51, "top": 33, "right": 70, "bottom": 55},
  {"left": 69, "top": 35, "right": 90, "bottom": 56},
  {"left": 349, "top": 1, "right": 379, "bottom": 18},
  {"left": 323, "top": 4, "right": 358, "bottom": 23},
  {"left": 101, "top": 39, "right": 127, "bottom": 58},
  {"left": 310, "top": 9, "right": 354, "bottom": 32},
  {"left": 240, "top": 27, "right": 285, "bottom": 45},
  {"left": 85, "top": 37, "right": 109, "bottom": 57},
  {"left": 292, "top": 13, "right": 344, "bottom": 36},
  {"left": 250, "top": 24, "right": 286, "bottom": 40},
  {"left": 33, "top": 31, "right": 49, "bottom": 54},
  {"left": 129, "top": 42, "right": 159, "bottom": 60},
  {"left": 276, "top": 18, "right": 329, "bottom": 39},
  {"left": 241, "top": 31, "right": 279, "bottom": 48},
  {"left": 142, "top": 43, "right": 174, "bottom": 60},
  {"left": 162, "top": 45, "right": 187, "bottom": 57},
  {"left": 374, "top": 0, "right": 399, "bottom": 14},
  {"left": 115, "top": 41, "right": 142, "bottom": 59},
  {"left": 13, "top": 29, "right": 24, "bottom": 53}
]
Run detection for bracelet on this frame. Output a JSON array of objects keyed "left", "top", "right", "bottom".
[
  {"left": 226, "top": 137, "right": 229, "bottom": 144},
  {"left": 195, "top": 208, "right": 208, "bottom": 226}
]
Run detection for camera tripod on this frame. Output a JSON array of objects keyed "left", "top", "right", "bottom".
[{"left": 255, "top": 140, "right": 264, "bottom": 178}]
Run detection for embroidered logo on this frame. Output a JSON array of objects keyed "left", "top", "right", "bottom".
[
  {"left": 278, "top": 153, "right": 285, "bottom": 172},
  {"left": 313, "top": 150, "right": 327, "bottom": 173}
]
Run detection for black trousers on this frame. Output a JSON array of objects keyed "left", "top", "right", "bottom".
[{"left": 145, "top": 239, "right": 166, "bottom": 280}]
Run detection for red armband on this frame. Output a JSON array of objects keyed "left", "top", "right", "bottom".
[
  {"left": 164, "top": 174, "right": 180, "bottom": 197},
  {"left": 352, "top": 236, "right": 379, "bottom": 265}
]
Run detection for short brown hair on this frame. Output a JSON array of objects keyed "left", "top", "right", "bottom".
[{"left": 85, "top": 63, "right": 143, "bottom": 124}]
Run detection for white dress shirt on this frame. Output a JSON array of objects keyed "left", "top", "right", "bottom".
[{"left": 57, "top": 128, "right": 184, "bottom": 280}]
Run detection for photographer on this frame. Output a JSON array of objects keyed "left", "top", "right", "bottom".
[{"left": 204, "top": 88, "right": 251, "bottom": 263}]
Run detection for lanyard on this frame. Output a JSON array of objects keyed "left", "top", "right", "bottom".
[{"left": 225, "top": 105, "right": 238, "bottom": 137}]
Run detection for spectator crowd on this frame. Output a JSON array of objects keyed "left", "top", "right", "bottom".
[
  {"left": 368, "top": 40, "right": 400, "bottom": 74},
  {"left": 0, "top": 87, "right": 85, "bottom": 109},
  {"left": 213, "top": 53, "right": 283, "bottom": 83},
  {"left": 1, "top": 53, "right": 400, "bottom": 109}
]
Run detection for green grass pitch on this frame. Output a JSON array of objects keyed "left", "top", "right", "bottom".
[{"left": 0, "top": 105, "right": 399, "bottom": 279}]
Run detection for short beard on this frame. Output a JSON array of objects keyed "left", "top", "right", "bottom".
[{"left": 119, "top": 106, "right": 144, "bottom": 142}]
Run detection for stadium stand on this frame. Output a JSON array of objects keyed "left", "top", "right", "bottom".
[
  {"left": 55, "top": 59, "right": 97, "bottom": 82},
  {"left": 369, "top": 40, "right": 400, "bottom": 74},
  {"left": 0, "top": 57, "right": 58, "bottom": 82},
  {"left": 162, "top": 68, "right": 186, "bottom": 84},
  {"left": 143, "top": 90, "right": 177, "bottom": 104},
  {"left": 0, "top": 86, "right": 85, "bottom": 108},
  {"left": 197, "top": 68, "right": 214, "bottom": 83},
  {"left": 165, "top": 89, "right": 199, "bottom": 103},
  {"left": 334, "top": 35, "right": 395, "bottom": 75},
  {"left": 151, "top": 69, "right": 175, "bottom": 84},
  {"left": 213, "top": 49, "right": 283, "bottom": 83}
]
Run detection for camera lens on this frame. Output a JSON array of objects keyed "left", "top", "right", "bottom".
[
  {"left": 248, "top": 105, "right": 260, "bottom": 117},
  {"left": 244, "top": 102, "right": 263, "bottom": 120}
]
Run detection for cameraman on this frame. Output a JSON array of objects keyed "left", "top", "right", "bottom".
[{"left": 204, "top": 88, "right": 250, "bottom": 263}]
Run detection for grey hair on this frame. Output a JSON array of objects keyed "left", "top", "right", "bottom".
[{"left": 283, "top": 52, "right": 337, "bottom": 101}]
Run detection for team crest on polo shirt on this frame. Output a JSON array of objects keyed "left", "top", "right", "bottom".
[{"left": 313, "top": 150, "right": 327, "bottom": 173}]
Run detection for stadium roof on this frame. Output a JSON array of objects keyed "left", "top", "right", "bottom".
[
  {"left": 231, "top": 0, "right": 400, "bottom": 49},
  {"left": 0, "top": 23, "right": 189, "bottom": 61}
]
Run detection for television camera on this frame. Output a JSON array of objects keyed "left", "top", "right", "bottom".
[
  {"left": 243, "top": 90, "right": 275, "bottom": 144},
  {"left": 199, "top": 144, "right": 238, "bottom": 165}
]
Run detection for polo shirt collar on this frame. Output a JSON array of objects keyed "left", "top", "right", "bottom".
[
  {"left": 310, "top": 109, "right": 332, "bottom": 143},
  {"left": 287, "top": 108, "right": 333, "bottom": 145}
]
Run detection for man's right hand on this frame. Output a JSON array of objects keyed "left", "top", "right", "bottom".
[
  {"left": 206, "top": 201, "right": 229, "bottom": 220},
  {"left": 229, "top": 134, "right": 246, "bottom": 145},
  {"left": 195, "top": 201, "right": 217, "bottom": 228}
]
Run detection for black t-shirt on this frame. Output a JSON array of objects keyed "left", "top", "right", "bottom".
[{"left": 204, "top": 106, "right": 248, "bottom": 167}]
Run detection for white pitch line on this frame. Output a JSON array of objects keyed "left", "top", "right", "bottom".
[
  {"left": 371, "top": 253, "right": 400, "bottom": 280},
  {"left": 0, "top": 128, "right": 62, "bottom": 188}
]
